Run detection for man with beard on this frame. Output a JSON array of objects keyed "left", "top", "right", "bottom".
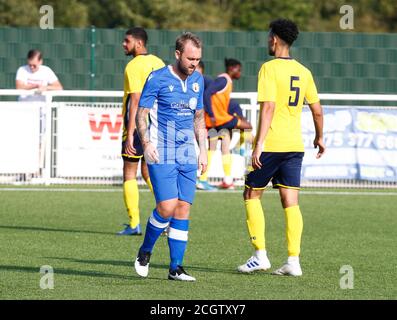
[
  {"left": 134, "top": 32, "right": 207, "bottom": 281},
  {"left": 118, "top": 28, "right": 165, "bottom": 236}
]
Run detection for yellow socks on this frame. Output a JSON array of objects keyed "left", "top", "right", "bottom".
[
  {"left": 245, "top": 199, "right": 265, "bottom": 250},
  {"left": 284, "top": 205, "right": 303, "bottom": 257},
  {"left": 123, "top": 179, "right": 140, "bottom": 228},
  {"left": 199, "top": 150, "right": 213, "bottom": 181},
  {"left": 239, "top": 130, "right": 252, "bottom": 147},
  {"left": 244, "top": 201, "right": 302, "bottom": 257},
  {"left": 144, "top": 176, "right": 153, "bottom": 193},
  {"left": 222, "top": 153, "right": 232, "bottom": 178}
]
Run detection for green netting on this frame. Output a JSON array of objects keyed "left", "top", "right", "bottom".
[{"left": 1, "top": 27, "right": 396, "bottom": 93}]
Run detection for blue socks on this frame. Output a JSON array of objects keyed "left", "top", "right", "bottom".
[
  {"left": 140, "top": 210, "right": 190, "bottom": 272},
  {"left": 168, "top": 218, "right": 189, "bottom": 271},
  {"left": 140, "top": 209, "right": 171, "bottom": 253}
]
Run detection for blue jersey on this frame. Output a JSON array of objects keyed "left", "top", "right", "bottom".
[{"left": 139, "top": 65, "right": 204, "bottom": 164}]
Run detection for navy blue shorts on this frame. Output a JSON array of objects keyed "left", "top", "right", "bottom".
[
  {"left": 207, "top": 116, "right": 238, "bottom": 140},
  {"left": 228, "top": 99, "right": 243, "bottom": 118},
  {"left": 245, "top": 152, "right": 304, "bottom": 189},
  {"left": 148, "top": 163, "right": 197, "bottom": 204},
  {"left": 121, "top": 130, "right": 144, "bottom": 162}
]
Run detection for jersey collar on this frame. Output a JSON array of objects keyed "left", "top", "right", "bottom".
[{"left": 168, "top": 65, "right": 188, "bottom": 93}]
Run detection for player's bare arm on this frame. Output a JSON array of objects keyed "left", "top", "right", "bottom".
[
  {"left": 136, "top": 107, "right": 159, "bottom": 163},
  {"left": 194, "top": 108, "right": 208, "bottom": 174},
  {"left": 252, "top": 101, "right": 275, "bottom": 169},
  {"left": 125, "top": 92, "right": 141, "bottom": 155},
  {"left": 308, "top": 101, "right": 325, "bottom": 158}
]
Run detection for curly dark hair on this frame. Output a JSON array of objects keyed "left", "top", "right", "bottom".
[
  {"left": 269, "top": 19, "right": 299, "bottom": 46},
  {"left": 224, "top": 58, "right": 241, "bottom": 69},
  {"left": 126, "top": 27, "right": 148, "bottom": 46}
]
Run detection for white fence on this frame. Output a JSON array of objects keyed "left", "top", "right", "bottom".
[{"left": 0, "top": 89, "right": 396, "bottom": 188}]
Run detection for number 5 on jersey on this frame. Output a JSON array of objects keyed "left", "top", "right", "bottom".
[{"left": 288, "top": 76, "right": 300, "bottom": 107}]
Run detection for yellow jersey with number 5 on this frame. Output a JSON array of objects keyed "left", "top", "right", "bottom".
[{"left": 257, "top": 57, "right": 319, "bottom": 152}]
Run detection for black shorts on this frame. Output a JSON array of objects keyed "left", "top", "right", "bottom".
[
  {"left": 245, "top": 152, "right": 304, "bottom": 189},
  {"left": 121, "top": 130, "right": 144, "bottom": 162},
  {"left": 207, "top": 116, "right": 239, "bottom": 140}
]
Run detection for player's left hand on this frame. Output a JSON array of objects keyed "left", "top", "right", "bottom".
[
  {"left": 198, "top": 152, "right": 208, "bottom": 175},
  {"left": 252, "top": 145, "right": 263, "bottom": 170},
  {"left": 313, "top": 137, "right": 325, "bottom": 159}
]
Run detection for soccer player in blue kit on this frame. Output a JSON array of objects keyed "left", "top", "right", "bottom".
[{"left": 134, "top": 32, "right": 207, "bottom": 281}]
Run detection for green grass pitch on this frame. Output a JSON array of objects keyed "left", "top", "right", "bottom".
[{"left": 0, "top": 187, "right": 396, "bottom": 300}]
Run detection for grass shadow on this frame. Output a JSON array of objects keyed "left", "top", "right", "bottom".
[
  {"left": 0, "top": 225, "right": 115, "bottom": 236},
  {"left": 45, "top": 257, "right": 237, "bottom": 275},
  {"left": 0, "top": 264, "right": 169, "bottom": 281},
  {"left": 45, "top": 257, "right": 170, "bottom": 272}
]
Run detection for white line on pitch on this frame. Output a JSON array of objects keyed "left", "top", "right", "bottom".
[{"left": 0, "top": 188, "right": 396, "bottom": 196}]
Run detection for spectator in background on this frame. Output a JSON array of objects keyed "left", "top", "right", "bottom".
[
  {"left": 197, "top": 58, "right": 252, "bottom": 190},
  {"left": 16, "top": 49, "right": 63, "bottom": 101}
]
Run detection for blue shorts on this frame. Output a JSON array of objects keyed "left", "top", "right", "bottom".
[
  {"left": 148, "top": 163, "right": 197, "bottom": 204},
  {"left": 121, "top": 130, "right": 144, "bottom": 162},
  {"left": 245, "top": 152, "right": 304, "bottom": 189}
]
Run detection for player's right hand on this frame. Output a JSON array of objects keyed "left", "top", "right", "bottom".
[
  {"left": 144, "top": 142, "right": 160, "bottom": 164},
  {"left": 198, "top": 151, "right": 208, "bottom": 175},
  {"left": 125, "top": 136, "right": 136, "bottom": 155}
]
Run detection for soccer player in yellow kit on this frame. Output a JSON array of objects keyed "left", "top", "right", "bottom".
[
  {"left": 118, "top": 27, "right": 165, "bottom": 235},
  {"left": 238, "top": 19, "right": 325, "bottom": 276}
]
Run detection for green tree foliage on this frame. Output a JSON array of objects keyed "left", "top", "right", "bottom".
[
  {"left": 229, "top": 0, "right": 314, "bottom": 30},
  {"left": 49, "top": 0, "right": 89, "bottom": 28},
  {"left": 0, "top": 0, "right": 396, "bottom": 32},
  {"left": 82, "top": 0, "right": 230, "bottom": 30},
  {"left": 0, "top": 0, "right": 38, "bottom": 26},
  {"left": 0, "top": 0, "right": 88, "bottom": 28}
]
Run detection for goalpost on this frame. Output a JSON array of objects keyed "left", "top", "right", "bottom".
[{"left": 0, "top": 89, "right": 396, "bottom": 188}]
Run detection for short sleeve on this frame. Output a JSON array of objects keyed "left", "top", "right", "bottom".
[
  {"left": 196, "top": 75, "right": 204, "bottom": 110},
  {"left": 257, "top": 63, "right": 277, "bottom": 102},
  {"left": 46, "top": 67, "right": 58, "bottom": 84},
  {"left": 139, "top": 72, "right": 160, "bottom": 108},
  {"left": 16, "top": 66, "right": 26, "bottom": 81},
  {"left": 125, "top": 64, "right": 146, "bottom": 94},
  {"left": 305, "top": 71, "right": 319, "bottom": 104}
]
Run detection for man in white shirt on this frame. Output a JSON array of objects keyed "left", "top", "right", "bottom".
[{"left": 16, "top": 49, "right": 63, "bottom": 101}]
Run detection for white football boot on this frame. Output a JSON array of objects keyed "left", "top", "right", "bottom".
[
  {"left": 237, "top": 255, "right": 271, "bottom": 273},
  {"left": 272, "top": 257, "right": 302, "bottom": 276},
  {"left": 134, "top": 249, "right": 151, "bottom": 278},
  {"left": 168, "top": 266, "right": 196, "bottom": 281}
]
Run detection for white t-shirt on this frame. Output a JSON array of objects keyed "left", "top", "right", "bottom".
[{"left": 16, "top": 65, "right": 59, "bottom": 101}]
